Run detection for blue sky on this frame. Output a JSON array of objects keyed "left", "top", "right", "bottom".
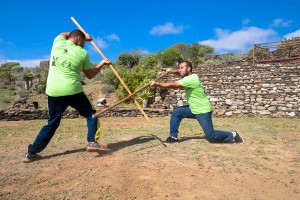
[{"left": 0, "top": 0, "right": 299, "bottom": 67}]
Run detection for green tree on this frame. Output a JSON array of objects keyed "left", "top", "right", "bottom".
[
  {"left": 171, "top": 42, "right": 190, "bottom": 60},
  {"left": 138, "top": 54, "right": 159, "bottom": 69},
  {"left": 23, "top": 69, "right": 36, "bottom": 90},
  {"left": 31, "top": 64, "right": 49, "bottom": 94},
  {"left": 0, "top": 62, "right": 23, "bottom": 85},
  {"left": 102, "top": 54, "right": 159, "bottom": 103},
  {"left": 219, "top": 52, "right": 235, "bottom": 63},
  {"left": 117, "top": 50, "right": 143, "bottom": 68},
  {"left": 163, "top": 43, "right": 214, "bottom": 66},
  {"left": 197, "top": 44, "right": 214, "bottom": 58},
  {"left": 161, "top": 47, "right": 183, "bottom": 66},
  {"left": 247, "top": 46, "right": 269, "bottom": 60},
  {"left": 115, "top": 67, "right": 157, "bottom": 103}
]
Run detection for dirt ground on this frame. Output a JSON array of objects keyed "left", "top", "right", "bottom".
[{"left": 0, "top": 117, "right": 299, "bottom": 200}]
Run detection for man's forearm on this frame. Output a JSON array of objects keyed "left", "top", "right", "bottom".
[
  {"left": 83, "top": 67, "right": 101, "bottom": 79},
  {"left": 168, "top": 69, "right": 180, "bottom": 74},
  {"left": 153, "top": 81, "right": 182, "bottom": 88},
  {"left": 83, "top": 59, "right": 111, "bottom": 79}
]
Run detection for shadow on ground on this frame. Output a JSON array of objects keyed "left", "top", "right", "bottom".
[{"left": 36, "top": 134, "right": 208, "bottom": 160}]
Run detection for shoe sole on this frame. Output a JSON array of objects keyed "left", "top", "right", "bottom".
[
  {"left": 22, "top": 155, "right": 41, "bottom": 163},
  {"left": 99, "top": 143, "right": 108, "bottom": 147},
  {"left": 22, "top": 158, "right": 35, "bottom": 163},
  {"left": 233, "top": 132, "right": 244, "bottom": 144},
  {"left": 163, "top": 142, "right": 178, "bottom": 145},
  {"left": 86, "top": 147, "right": 110, "bottom": 152},
  {"left": 235, "top": 137, "right": 244, "bottom": 144}
]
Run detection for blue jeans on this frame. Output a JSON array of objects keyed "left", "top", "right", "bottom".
[
  {"left": 28, "top": 92, "right": 99, "bottom": 153},
  {"left": 170, "top": 105, "right": 233, "bottom": 143}
]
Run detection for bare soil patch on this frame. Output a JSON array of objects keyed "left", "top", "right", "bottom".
[{"left": 0, "top": 117, "right": 299, "bottom": 199}]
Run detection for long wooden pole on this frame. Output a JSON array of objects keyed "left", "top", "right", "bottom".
[
  {"left": 70, "top": 16, "right": 150, "bottom": 121},
  {"left": 93, "top": 72, "right": 169, "bottom": 118}
]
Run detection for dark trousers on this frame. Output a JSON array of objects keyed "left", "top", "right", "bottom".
[
  {"left": 170, "top": 105, "right": 234, "bottom": 143},
  {"left": 28, "top": 92, "right": 99, "bottom": 153}
]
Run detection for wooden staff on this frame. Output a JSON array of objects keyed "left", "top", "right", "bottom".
[
  {"left": 70, "top": 16, "right": 150, "bottom": 121},
  {"left": 92, "top": 72, "right": 169, "bottom": 118}
]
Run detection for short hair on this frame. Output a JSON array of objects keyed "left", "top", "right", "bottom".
[
  {"left": 69, "top": 30, "right": 86, "bottom": 40},
  {"left": 180, "top": 61, "right": 193, "bottom": 72}
]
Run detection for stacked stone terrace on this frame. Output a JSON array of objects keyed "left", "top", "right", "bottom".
[
  {"left": 151, "top": 62, "right": 300, "bottom": 117},
  {"left": 1, "top": 62, "right": 299, "bottom": 120}
]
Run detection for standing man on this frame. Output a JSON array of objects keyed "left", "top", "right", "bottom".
[
  {"left": 23, "top": 30, "right": 111, "bottom": 163},
  {"left": 150, "top": 61, "right": 244, "bottom": 144}
]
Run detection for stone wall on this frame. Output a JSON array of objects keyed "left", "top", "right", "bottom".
[
  {"left": 151, "top": 62, "right": 300, "bottom": 117},
  {"left": 0, "top": 106, "right": 171, "bottom": 121},
  {"left": 0, "top": 62, "right": 299, "bottom": 120}
]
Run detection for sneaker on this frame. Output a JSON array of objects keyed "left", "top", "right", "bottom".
[
  {"left": 86, "top": 142, "right": 110, "bottom": 152},
  {"left": 164, "top": 136, "right": 179, "bottom": 144},
  {"left": 22, "top": 152, "right": 39, "bottom": 163},
  {"left": 233, "top": 132, "right": 244, "bottom": 144}
]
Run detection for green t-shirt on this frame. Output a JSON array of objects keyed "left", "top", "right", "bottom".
[
  {"left": 178, "top": 74, "right": 212, "bottom": 114},
  {"left": 46, "top": 35, "right": 91, "bottom": 96}
]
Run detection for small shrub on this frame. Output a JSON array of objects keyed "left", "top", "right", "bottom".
[
  {"left": 9, "top": 91, "right": 16, "bottom": 96},
  {"left": 17, "top": 89, "right": 29, "bottom": 98},
  {"left": 36, "top": 84, "right": 46, "bottom": 94},
  {"left": 101, "top": 84, "right": 115, "bottom": 95},
  {"left": 205, "top": 60, "right": 215, "bottom": 66},
  {"left": 0, "top": 97, "right": 11, "bottom": 103},
  {"left": 0, "top": 85, "right": 8, "bottom": 89},
  {"left": 8, "top": 86, "right": 16, "bottom": 90}
]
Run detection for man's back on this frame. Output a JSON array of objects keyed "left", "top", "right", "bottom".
[{"left": 46, "top": 35, "right": 91, "bottom": 97}]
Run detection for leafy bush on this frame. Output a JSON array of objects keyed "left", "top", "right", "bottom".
[
  {"left": 135, "top": 78, "right": 156, "bottom": 104},
  {"left": 104, "top": 71, "right": 118, "bottom": 88},
  {"left": 205, "top": 60, "right": 215, "bottom": 66},
  {"left": 113, "top": 64, "right": 158, "bottom": 103},
  {"left": 247, "top": 46, "right": 269, "bottom": 60}
]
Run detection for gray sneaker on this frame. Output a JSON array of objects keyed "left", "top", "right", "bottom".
[
  {"left": 86, "top": 142, "right": 110, "bottom": 152},
  {"left": 22, "top": 152, "right": 40, "bottom": 163},
  {"left": 233, "top": 132, "right": 244, "bottom": 144}
]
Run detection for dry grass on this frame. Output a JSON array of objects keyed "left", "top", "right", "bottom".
[{"left": 0, "top": 117, "right": 299, "bottom": 199}]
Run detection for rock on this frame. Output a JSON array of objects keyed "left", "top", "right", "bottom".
[
  {"left": 97, "top": 98, "right": 107, "bottom": 104},
  {"left": 224, "top": 99, "right": 232, "bottom": 105}
]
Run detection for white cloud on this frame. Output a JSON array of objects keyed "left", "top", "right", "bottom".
[
  {"left": 150, "top": 22, "right": 188, "bottom": 36},
  {"left": 106, "top": 34, "right": 120, "bottom": 42},
  {"left": 140, "top": 49, "right": 151, "bottom": 55},
  {"left": 91, "top": 33, "right": 120, "bottom": 51},
  {"left": 283, "top": 29, "right": 300, "bottom": 39},
  {"left": 199, "top": 26, "right": 278, "bottom": 54},
  {"left": 0, "top": 39, "right": 44, "bottom": 67},
  {"left": 94, "top": 37, "right": 108, "bottom": 49},
  {"left": 0, "top": 58, "right": 43, "bottom": 68},
  {"left": 242, "top": 18, "right": 250, "bottom": 25},
  {"left": 0, "top": 39, "right": 13, "bottom": 46},
  {"left": 271, "top": 18, "right": 292, "bottom": 27}
]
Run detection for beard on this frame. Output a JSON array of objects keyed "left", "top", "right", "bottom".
[{"left": 180, "top": 70, "right": 189, "bottom": 78}]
